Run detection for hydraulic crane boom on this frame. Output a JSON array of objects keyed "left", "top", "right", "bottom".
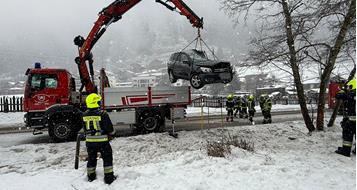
[{"left": 74, "top": 0, "right": 203, "bottom": 93}]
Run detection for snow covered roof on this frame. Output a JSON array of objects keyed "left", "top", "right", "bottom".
[
  {"left": 256, "top": 85, "right": 285, "bottom": 90},
  {"left": 302, "top": 78, "right": 320, "bottom": 84},
  {"left": 286, "top": 91, "right": 297, "bottom": 95},
  {"left": 270, "top": 91, "right": 281, "bottom": 96}
]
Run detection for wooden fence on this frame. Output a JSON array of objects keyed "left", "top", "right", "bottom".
[{"left": 0, "top": 96, "right": 24, "bottom": 112}]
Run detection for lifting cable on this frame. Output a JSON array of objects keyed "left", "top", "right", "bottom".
[{"left": 180, "top": 29, "right": 218, "bottom": 60}]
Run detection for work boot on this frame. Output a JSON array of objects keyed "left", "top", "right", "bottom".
[
  {"left": 88, "top": 173, "right": 96, "bottom": 182},
  {"left": 230, "top": 117, "right": 233, "bottom": 122},
  {"left": 104, "top": 173, "right": 117, "bottom": 185},
  {"left": 335, "top": 146, "right": 351, "bottom": 157}
]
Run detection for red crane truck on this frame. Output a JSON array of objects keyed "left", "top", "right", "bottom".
[{"left": 23, "top": 0, "right": 203, "bottom": 142}]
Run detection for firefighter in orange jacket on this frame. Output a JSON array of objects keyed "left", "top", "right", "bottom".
[{"left": 83, "top": 93, "right": 117, "bottom": 184}]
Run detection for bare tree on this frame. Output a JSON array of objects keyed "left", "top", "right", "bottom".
[
  {"left": 219, "top": 0, "right": 355, "bottom": 131},
  {"left": 219, "top": 0, "right": 317, "bottom": 131},
  {"left": 307, "top": 0, "right": 356, "bottom": 130}
]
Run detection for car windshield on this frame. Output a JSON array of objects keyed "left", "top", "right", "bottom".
[{"left": 187, "top": 50, "right": 209, "bottom": 61}]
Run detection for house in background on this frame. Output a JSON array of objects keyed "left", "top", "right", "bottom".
[
  {"left": 302, "top": 78, "right": 320, "bottom": 91},
  {"left": 256, "top": 85, "right": 286, "bottom": 98}
]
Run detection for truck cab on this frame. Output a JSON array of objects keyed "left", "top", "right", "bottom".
[{"left": 24, "top": 64, "right": 82, "bottom": 141}]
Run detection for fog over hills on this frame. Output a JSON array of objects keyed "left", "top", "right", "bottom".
[{"left": 0, "top": 0, "right": 255, "bottom": 77}]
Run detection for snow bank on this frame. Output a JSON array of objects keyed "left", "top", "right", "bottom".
[{"left": 0, "top": 120, "right": 354, "bottom": 190}]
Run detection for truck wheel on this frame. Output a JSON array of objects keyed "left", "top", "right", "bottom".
[
  {"left": 138, "top": 111, "right": 162, "bottom": 133},
  {"left": 49, "top": 120, "right": 75, "bottom": 142},
  {"left": 143, "top": 116, "right": 158, "bottom": 131},
  {"left": 190, "top": 74, "right": 204, "bottom": 89},
  {"left": 169, "top": 70, "right": 177, "bottom": 83}
]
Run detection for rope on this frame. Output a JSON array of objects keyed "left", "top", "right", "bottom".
[{"left": 180, "top": 29, "right": 218, "bottom": 60}]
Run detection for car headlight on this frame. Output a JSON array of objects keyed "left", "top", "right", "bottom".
[{"left": 200, "top": 67, "right": 212, "bottom": 73}]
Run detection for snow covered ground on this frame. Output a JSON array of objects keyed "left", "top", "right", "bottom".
[
  {"left": 0, "top": 112, "right": 24, "bottom": 126},
  {"left": 0, "top": 119, "right": 355, "bottom": 190}
]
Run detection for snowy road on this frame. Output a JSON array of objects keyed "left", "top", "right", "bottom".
[{"left": 0, "top": 111, "right": 305, "bottom": 147}]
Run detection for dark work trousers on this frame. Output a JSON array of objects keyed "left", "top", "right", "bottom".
[
  {"left": 227, "top": 108, "right": 234, "bottom": 117},
  {"left": 342, "top": 119, "right": 356, "bottom": 146},
  {"left": 240, "top": 108, "right": 247, "bottom": 118},
  {"left": 234, "top": 107, "right": 241, "bottom": 117},
  {"left": 262, "top": 110, "right": 272, "bottom": 123},
  {"left": 248, "top": 109, "right": 255, "bottom": 122},
  {"left": 86, "top": 142, "right": 113, "bottom": 176}
]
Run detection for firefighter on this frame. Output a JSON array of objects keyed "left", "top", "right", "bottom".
[
  {"left": 240, "top": 95, "right": 248, "bottom": 118},
  {"left": 83, "top": 93, "right": 117, "bottom": 184},
  {"left": 247, "top": 95, "right": 256, "bottom": 124},
  {"left": 226, "top": 94, "right": 235, "bottom": 122},
  {"left": 259, "top": 94, "right": 272, "bottom": 124},
  {"left": 234, "top": 96, "right": 242, "bottom": 118},
  {"left": 335, "top": 78, "right": 356, "bottom": 157}
]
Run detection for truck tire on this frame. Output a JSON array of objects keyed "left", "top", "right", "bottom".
[
  {"left": 137, "top": 111, "right": 163, "bottom": 133},
  {"left": 49, "top": 119, "right": 76, "bottom": 142}
]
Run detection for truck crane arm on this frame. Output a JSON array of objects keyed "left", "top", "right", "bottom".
[{"left": 74, "top": 0, "right": 203, "bottom": 93}]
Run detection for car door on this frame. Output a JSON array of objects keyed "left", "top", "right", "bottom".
[{"left": 178, "top": 53, "right": 191, "bottom": 80}]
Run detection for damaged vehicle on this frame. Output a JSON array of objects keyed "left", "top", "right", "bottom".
[{"left": 167, "top": 49, "right": 233, "bottom": 89}]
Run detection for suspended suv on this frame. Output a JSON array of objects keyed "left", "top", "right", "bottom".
[{"left": 167, "top": 49, "right": 234, "bottom": 89}]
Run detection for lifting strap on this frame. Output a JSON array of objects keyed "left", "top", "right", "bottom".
[{"left": 180, "top": 29, "right": 218, "bottom": 60}]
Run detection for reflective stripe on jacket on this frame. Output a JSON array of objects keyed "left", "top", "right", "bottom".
[{"left": 83, "top": 109, "right": 114, "bottom": 143}]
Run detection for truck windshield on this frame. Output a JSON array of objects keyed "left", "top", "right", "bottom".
[{"left": 30, "top": 74, "right": 58, "bottom": 90}]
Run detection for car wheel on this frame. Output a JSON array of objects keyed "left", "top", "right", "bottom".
[
  {"left": 168, "top": 70, "right": 177, "bottom": 83},
  {"left": 190, "top": 74, "right": 204, "bottom": 89}
]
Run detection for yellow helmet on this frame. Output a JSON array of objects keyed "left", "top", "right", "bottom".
[
  {"left": 227, "top": 94, "right": 234, "bottom": 101},
  {"left": 248, "top": 95, "right": 254, "bottom": 101},
  {"left": 347, "top": 78, "right": 356, "bottom": 90},
  {"left": 86, "top": 93, "right": 102, "bottom": 109}
]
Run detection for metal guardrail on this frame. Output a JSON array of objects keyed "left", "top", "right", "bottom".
[{"left": 191, "top": 96, "right": 300, "bottom": 108}]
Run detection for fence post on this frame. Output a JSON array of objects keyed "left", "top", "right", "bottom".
[
  {"left": 20, "top": 97, "right": 23, "bottom": 112},
  {"left": 200, "top": 96, "right": 204, "bottom": 131},
  {"left": 4, "top": 98, "right": 8, "bottom": 113},
  {"left": 0, "top": 97, "right": 3, "bottom": 112},
  {"left": 219, "top": 98, "right": 223, "bottom": 128},
  {"left": 11, "top": 97, "right": 14, "bottom": 112},
  {"left": 16, "top": 98, "right": 20, "bottom": 111}
]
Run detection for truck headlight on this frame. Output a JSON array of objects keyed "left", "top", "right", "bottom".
[{"left": 200, "top": 67, "right": 212, "bottom": 73}]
